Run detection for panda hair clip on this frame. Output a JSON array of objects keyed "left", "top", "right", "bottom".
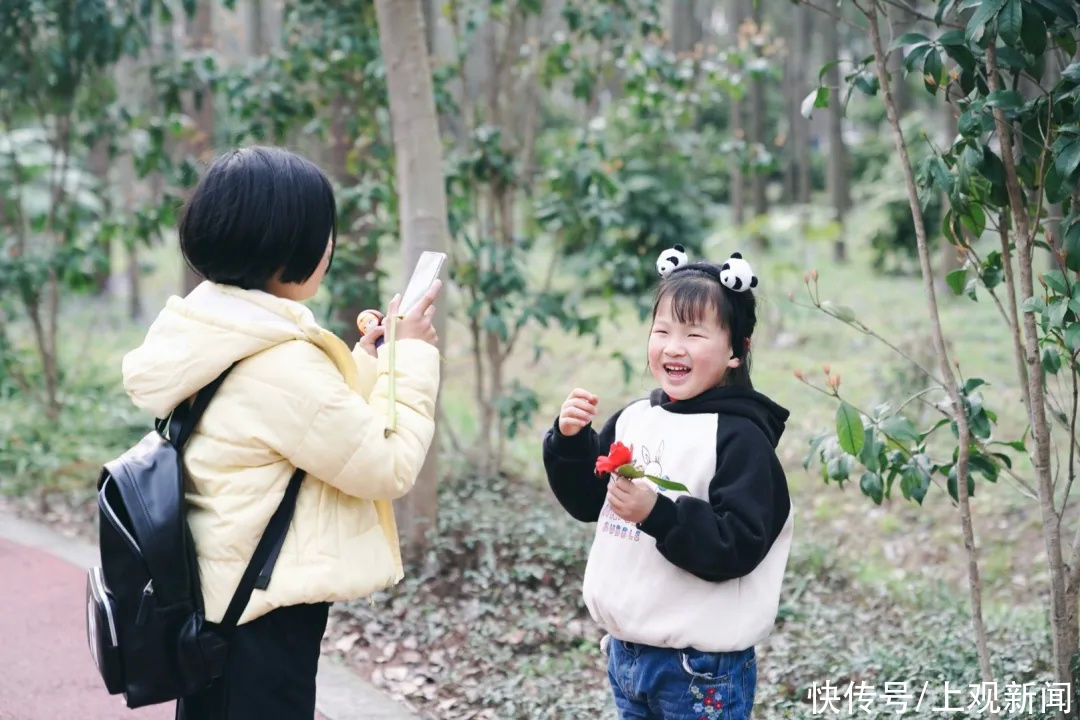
[
  {"left": 656, "top": 244, "right": 687, "bottom": 277},
  {"left": 656, "top": 246, "right": 758, "bottom": 292},
  {"left": 718, "top": 252, "right": 757, "bottom": 292}
]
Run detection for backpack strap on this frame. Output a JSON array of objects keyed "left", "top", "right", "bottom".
[
  {"left": 165, "top": 363, "right": 239, "bottom": 450},
  {"left": 157, "top": 362, "right": 307, "bottom": 629},
  {"left": 217, "top": 467, "right": 305, "bottom": 634}
]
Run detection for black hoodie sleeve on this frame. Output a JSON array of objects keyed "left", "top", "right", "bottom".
[
  {"left": 542, "top": 409, "right": 624, "bottom": 522},
  {"left": 637, "top": 420, "right": 791, "bottom": 582}
]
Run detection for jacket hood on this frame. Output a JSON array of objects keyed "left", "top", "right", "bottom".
[
  {"left": 649, "top": 385, "right": 790, "bottom": 446},
  {"left": 122, "top": 281, "right": 326, "bottom": 417}
]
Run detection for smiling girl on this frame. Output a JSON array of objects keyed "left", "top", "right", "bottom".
[{"left": 542, "top": 253, "right": 793, "bottom": 720}]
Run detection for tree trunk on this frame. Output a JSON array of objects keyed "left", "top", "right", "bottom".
[
  {"left": 669, "top": 0, "right": 702, "bottom": 54},
  {"left": 886, "top": 0, "right": 914, "bottom": 116},
  {"left": 867, "top": 0, "right": 997, "bottom": 696},
  {"left": 795, "top": 6, "right": 812, "bottom": 204},
  {"left": 728, "top": 0, "right": 745, "bottom": 226},
  {"left": 786, "top": 3, "right": 813, "bottom": 206},
  {"left": 326, "top": 97, "right": 380, "bottom": 349},
  {"left": 421, "top": 0, "right": 437, "bottom": 55},
  {"left": 182, "top": 0, "right": 214, "bottom": 294},
  {"left": 986, "top": 42, "right": 1077, "bottom": 710},
  {"left": 824, "top": 12, "right": 849, "bottom": 262},
  {"left": 89, "top": 136, "right": 112, "bottom": 296},
  {"left": 375, "top": 0, "right": 450, "bottom": 562},
  {"left": 748, "top": 0, "right": 768, "bottom": 231},
  {"left": 247, "top": 0, "right": 266, "bottom": 55}
]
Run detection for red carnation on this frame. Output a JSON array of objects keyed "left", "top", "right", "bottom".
[{"left": 595, "top": 442, "right": 634, "bottom": 476}]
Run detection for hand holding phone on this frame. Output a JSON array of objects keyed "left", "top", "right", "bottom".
[
  {"left": 357, "top": 251, "right": 446, "bottom": 349},
  {"left": 389, "top": 279, "right": 441, "bottom": 346}
]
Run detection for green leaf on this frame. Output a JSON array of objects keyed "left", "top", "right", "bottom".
[
  {"left": 892, "top": 32, "right": 931, "bottom": 49},
  {"left": 947, "top": 465, "right": 976, "bottom": 501},
  {"left": 801, "top": 87, "right": 828, "bottom": 118},
  {"left": 859, "top": 428, "right": 882, "bottom": 472},
  {"left": 1020, "top": 5, "right": 1047, "bottom": 55},
  {"left": 836, "top": 402, "right": 866, "bottom": 456},
  {"left": 804, "top": 434, "right": 827, "bottom": 470},
  {"left": 1043, "top": 270, "right": 1069, "bottom": 295},
  {"left": 985, "top": 90, "right": 1025, "bottom": 109},
  {"left": 900, "top": 462, "right": 931, "bottom": 504},
  {"left": 853, "top": 75, "right": 879, "bottom": 96},
  {"left": 1064, "top": 221, "right": 1080, "bottom": 272},
  {"left": 969, "top": 453, "right": 999, "bottom": 482},
  {"left": 1020, "top": 295, "right": 1045, "bottom": 314},
  {"left": 1045, "top": 162, "right": 1069, "bottom": 204},
  {"left": 1034, "top": 0, "right": 1077, "bottom": 24},
  {"left": 1065, "top": 323, "right": 1080, "bottom": 352},
  {"left": 937, "top": 0, "right": 959, "bottom": 25},
  {"left": 881, "top": 415, "right": 920, "bottom": 447},
  {"left": 998, "top": 0, "right": 1022, "bottom": 44},
  {"left": 1058, "top": 31, "right": 1078, "bottom": 58},
  {"left": 960, "top": 204, "right": 986, "bottom": 237},
  {"left": 991, "top": 437, "right": 1027, "bottom": 452},
  {"left": 1063, "top": 62, "right": 1080, "bottom": 87},
  {"left": 923, "top": 50, "right": 943, "bottom": 94},
  {"left": 937, "top": 29, "right": 967, "bottom": 47},
  {"left": 616, "top": 464, "right": 643, "bottom": 478},
  {"left": 965, "top": 0, "right": 1007, "bottom": 44},
  {"left": 964, "top": 377, "right": 988, "bottom": 394},
  {"left": 643, "top": 474, "right": 690, "bottom": 493},
  {"left": 994, "top": 46, "right": 1029, "bottom": 72},
  {"left": 1049, "top": 298, "right": 1070, "bottom": 328},
  {"left": 1053, "top": 136, "right": 1080, "bottom": 181},
  {"left": 1043, "top": 347, "right": 1062, "bottom": 374},
  {"left": 969, "top": 409, "right": 992, "bottom": 439},
  {"left": 904, "top": 44, "right": 934, "bottom": 74},
  {"left": 860, "top": 472, "right": 884, "bottom": 504},
  {"left": 946, "top": 268, "right": 968, "bottom": 295},
  {"left": 817, "top": 60, "right": 842, "bottom": 83}
]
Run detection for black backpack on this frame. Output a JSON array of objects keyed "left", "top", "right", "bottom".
[{"left": 85, "top": 363, "right": 305, "bottom": 708}]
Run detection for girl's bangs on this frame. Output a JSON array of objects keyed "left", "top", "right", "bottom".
[{"left": 656, "top": 276, "right": 727, "bottom": 328}]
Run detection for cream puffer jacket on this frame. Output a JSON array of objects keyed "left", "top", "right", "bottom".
[{"left": 122, "top": 281, "right": 439, "bottom": 624}]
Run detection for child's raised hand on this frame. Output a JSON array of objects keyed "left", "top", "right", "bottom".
[
  {"left": 606, "top": 477, "right": 657, "bottom": 524},
  {"left": 558, "top": 388, "right": 598, "bottom": 437}
]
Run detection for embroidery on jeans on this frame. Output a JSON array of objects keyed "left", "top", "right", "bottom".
[{"left": 690, "top": 684, "right": 723, "bottom": 718}]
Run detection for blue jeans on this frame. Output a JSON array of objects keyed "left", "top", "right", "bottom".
[{"left": 607, "top": 638, "right": 756, "bottom": 720}]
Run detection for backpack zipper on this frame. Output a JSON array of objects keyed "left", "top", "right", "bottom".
[
  {"left": 99, "top": 477, "right": 142, "bottom": 557},
  {"left": 135, "top": 579, "right": 154, "bottom": 625}
]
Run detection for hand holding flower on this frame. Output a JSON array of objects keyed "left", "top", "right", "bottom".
[
  {"left": 606, "top": 477, "right": 657, "bottom": 524},
  {"left": 594, "top": 442, "right": 688, "bottom": 493}
]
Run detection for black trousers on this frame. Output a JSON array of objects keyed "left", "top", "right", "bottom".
[{"left": 176, "top": 602, "right": 330, "bottom": 720}]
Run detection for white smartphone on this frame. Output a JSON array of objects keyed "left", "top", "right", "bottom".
[{"left": 398, "top": 251, "right": 446, "bottom": 316}]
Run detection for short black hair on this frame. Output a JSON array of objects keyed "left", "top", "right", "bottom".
[
  {"left": 179, "top": 146, "right": 336, "bottom": 290},
  {"left": 651, "top": 262, "right": 757, "bottom": 388}
]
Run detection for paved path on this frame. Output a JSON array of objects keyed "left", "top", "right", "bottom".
[{"left": 0, "top": 513, "right": 416, "bottom": 720}]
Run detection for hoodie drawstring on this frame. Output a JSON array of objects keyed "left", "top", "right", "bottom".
[{"left": 384, "top": 312, "right": 399, "bottom": 437}]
